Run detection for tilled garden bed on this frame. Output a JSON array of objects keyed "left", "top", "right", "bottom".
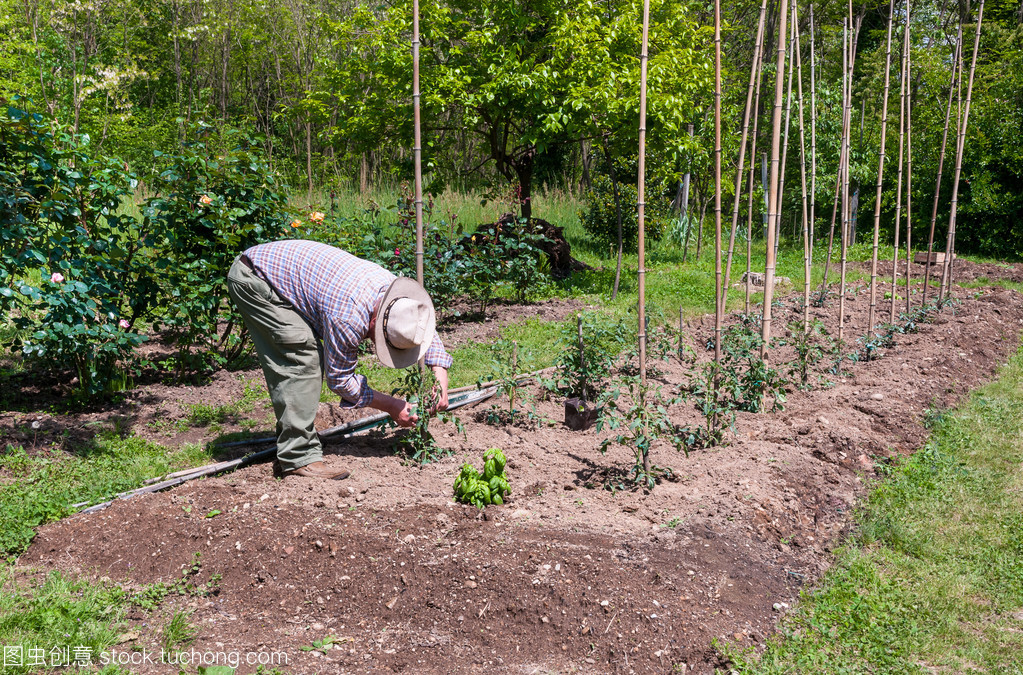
[{"left": 18, "top": 269, "right": 1023, "bottom": 674}]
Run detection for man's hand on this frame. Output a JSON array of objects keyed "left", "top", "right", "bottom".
[
  {"left": 390, "top": 399, "right": 419, "bottom": 427},
  {"left": 368, "top": 390, "right": 419, "bottom": 427},
  {"left": 431, "top": 366, "right": 450, "bottom": 412}
]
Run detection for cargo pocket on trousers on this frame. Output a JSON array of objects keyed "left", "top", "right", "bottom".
[
  {"left": 271, "top": 328, "right": 313, "bottom": 348},
  {"left": 269, "top": 327, "right": 318, "bottom": 376}
]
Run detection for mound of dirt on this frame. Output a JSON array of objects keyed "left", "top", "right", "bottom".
[{"left": 17, "top": 270, "right": 1023, "bottom": 673}]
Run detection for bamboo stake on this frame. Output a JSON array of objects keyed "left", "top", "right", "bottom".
[
  {"left": 922, "top": 25, "right": 961, "bottom": 303},
  {"left": 890, "top": 2, "right": 910, "bottom": 323},
  {"left": 723, "top": 0, "right": 769, "bottom": 315},
  {"left": 713, "top": 0, "right": 723, "bottom": 368},
  {"left": 838, "top": 12, "right": 853, "bottom": 345},
  {"left": 904, "top": 36, "right": 913, "bottom": 315},
  {"left": 744, "top": 47, "right": 767, "bottom": 315},
  {"left": 868, "top": 0, "right": 897, "bottom": 332},
  {"left": 818, "top": 158, "right": 843, "bottom": 301},
  {"left": 940, "top": 0, "right": 984, "bottom": 300},
  {"left": 775, "top": 11, "right": 797, "bottom": 262},
  {"left": 577, "top": 314, "right": 587, "bottom": 402},
  {"left": 822, "top": 18, "right": 851, "bottom": 308},
  {"left": 809, "top": 4, "right": 818, "bottom": 258},
  {"left": 637, "top": 0, "right": 650, "bottom": 476},
  {"left": 794, "top": 3, "right": 811, "bottom": 330},
  {"left": 761, "top": 0, "right": 789, "bottom": 362},
  {"left": 941, "top": 27, "right": 965, "bottom": 301},
  {"left": 412, "top": 0, "right": 425, "bottom": 286}
]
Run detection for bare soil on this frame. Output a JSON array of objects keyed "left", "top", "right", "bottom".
[{"left": 11, "top": 260, "right": 1023, "bottom": 674}]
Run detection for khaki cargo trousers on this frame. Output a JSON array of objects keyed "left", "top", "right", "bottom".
[{"left": 227, "top": 255, "right": 324, "bottom": 472}]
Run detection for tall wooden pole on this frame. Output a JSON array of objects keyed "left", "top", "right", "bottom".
[
  {"left": 890, "top": 2, "right": 910, "bottom": 323},
  {"left": 809, "top": 4, "right": 818, "bottom": 259},
  {"left": 868, "top": 0, "right": 897, "bottom": 332},
  {"left": 713, "top": 0, "right": 723, "bottom": 367},
  {"left": 922, "top": 25, "right": 961, "bottom": 304},
  {"left": 794, "top": 3, "right": 811, "bottom": 330},
  {"left": 723, "top": 0, "right": 768, "bottom": 315},
  {"left": 838, "top": 11, "right": 853, "bottom": 344},
  {"left": 904, "top": 33, "right": 913, "bottom": 315},
  {"left": 412, "top": 0, "right": 425, "bottom": 287},
  {"left": 637, "top": 0, "right": 650, "bottom": 423},
  {"left": 744, "top": 41, "right": 767, "bottom": 316},
  {"left": 940, "top": 0, "right": 985, "bottom": 300},
  {"left": 761, "top": 0, "right": 789, "bottom": 361},
  {"left": 818, "top": 154, "right": 844, "bottom": 300},
  {"left": 775, "top": 11, "right": 797, "bottom": 262},
  {"left": 941, "top": 25, "right": 965, "bottom": 301}
]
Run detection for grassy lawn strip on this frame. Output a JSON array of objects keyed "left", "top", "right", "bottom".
[
  {"left": 723, "top": 345, "right": 1023, "bottom": 674},
  {"left": 0, "top": 435, "right": 214, "bottom": 558}
]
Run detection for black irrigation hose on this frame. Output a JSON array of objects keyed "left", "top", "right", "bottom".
[
  {"left": 212, "top": 368, "right": 555, "bottom": 450},
  {"left": 74, "top": 384, "right": 505, "bottom": 515}
]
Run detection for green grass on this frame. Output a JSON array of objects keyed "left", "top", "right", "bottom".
[
  {"left": 0, "top": 569, "right": 131, "bottom": 674},
  {"left": 723, "top": 344, "right": 1023, "bottom": 674},
  {"left": 960, "top": 275, "right": 1023, "bottom": 294},
  {"left": 161, "top": 609, "right": 198, "bottom": 653},
  {"left": 297, "top": 182, "right": 584, "bottom": 231},
  {"left": 0, "top": 435, "right": 216, "bottom": 558}
]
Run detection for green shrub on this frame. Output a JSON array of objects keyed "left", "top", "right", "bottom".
[
  {"left": 143, "top": 121, "right": 291, "bottom": 374},
  {"left": 579, "top": 172, "right": 671, "bottom": 253},
  {"left": 1, "top": 102, "right": 152, "bottom": 394}
]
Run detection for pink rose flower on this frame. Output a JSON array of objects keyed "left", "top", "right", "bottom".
[
  {"left": 394, "top": 248, "right": 400, "bottom": 257},
  {"left": 50, "top": 272, "right": 64, "bottom": 284},
  {"left": 119, "top": 319, "right": 130, "bottom": 330}
]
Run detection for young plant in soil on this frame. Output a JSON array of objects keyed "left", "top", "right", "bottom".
[
  {"left": 596, "top": 377, "right": 684, "bottom": 491},
  {"left": 682, "top": 362, "right": 736, "bottom": 450},
  {"left": 391, "top": 366, "right": 464, "bottom": 464},
  {"left": 480, "top": 339, "right": 536, "bottom": 425},
  {"left": 541, "top": 313, "right": 630, "bottom": 401},
  {"left": 453, "top": 448, "right": 511, "bottom": 508},
  {"left": 716, "top": 322, "right": 789, "bottom": 413},
  {"left": 788, "top": 319, "right": 836, "bottom": 390}
]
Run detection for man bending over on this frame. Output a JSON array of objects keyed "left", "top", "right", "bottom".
[{"left": 227, "top": 239, "right": 451, "bottom": 480}]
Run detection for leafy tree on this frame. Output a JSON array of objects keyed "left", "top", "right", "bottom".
[{"left": 319, "top": 0, "right": 712, "bottom": 219}]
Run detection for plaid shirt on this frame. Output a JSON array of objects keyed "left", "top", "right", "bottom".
[{"left": 244, "top": 239, "right": 452, "bottom": 407}]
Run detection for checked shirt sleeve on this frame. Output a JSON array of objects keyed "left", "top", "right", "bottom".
[
  {"left": 322, "top": 318, "right": 373, "bottom": 408},
  {"left": 423, "top": 334, "right": 453, "bottom": 369}
]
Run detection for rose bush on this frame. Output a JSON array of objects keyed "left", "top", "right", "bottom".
[{"left": 1, "top": 103, "right": 151, "bottom": 394}]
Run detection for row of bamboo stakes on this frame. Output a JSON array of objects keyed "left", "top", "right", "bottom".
[
  {"left": 643, "top": 0, "right": 986, "bottom": 387},
  {"left": 407, "top": 0, "right": 986, "bottom": 399}
]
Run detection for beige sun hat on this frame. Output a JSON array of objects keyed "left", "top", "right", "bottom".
[{"left": 373, "top": 277, "right": 437, "bottom": 369}]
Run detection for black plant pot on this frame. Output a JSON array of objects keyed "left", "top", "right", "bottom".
[{"left": 564, "top": 397, "right": 600, "bottom": 431}]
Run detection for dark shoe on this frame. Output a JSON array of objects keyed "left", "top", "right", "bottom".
[{"left": 282, "top": 461, "right": 350, "bottom": 481}]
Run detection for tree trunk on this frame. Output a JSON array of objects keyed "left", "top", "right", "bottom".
[
  {"left": 514, "top": 154, "right": 535, "bottom": 220},
  {"left": 580, "top": 140, "right": 592, "bottom": 193},
  {"left": 598, "top": 132, "right": 626, "bottom": 300},
  {"left": 306, "top": 120, "right": 314, "bottom": 205}
]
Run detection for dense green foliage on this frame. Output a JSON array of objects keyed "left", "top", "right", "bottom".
[
  {"left": 1, "top": 0, "right": 1021, "bottom": 253},
  {"left": 1, "top": 106, "right": 290, "bottom": 389},
  {"left": 453, "top": 448, "right": 511, "bottom": 507},
  {"left": 1, "top": 105, "right": 152, "bottom": 392}
]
